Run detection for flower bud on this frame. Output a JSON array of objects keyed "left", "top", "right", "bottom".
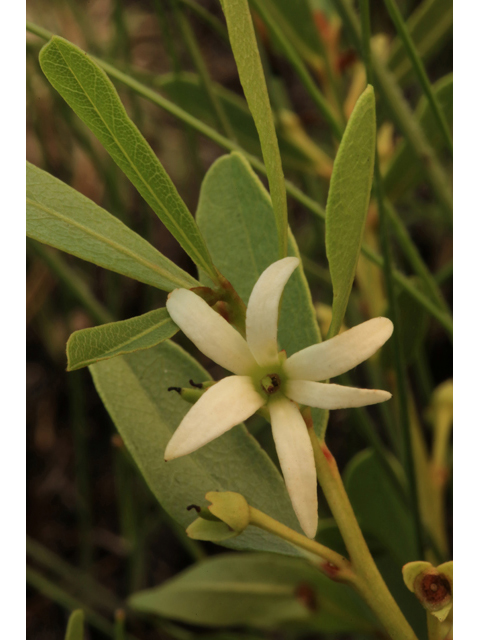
[
  {"left": 205, "top": 491, "right": 250, "bottom": 532},
  {"left": 186, "top": 492, "right": 250, "bottom": 542},
  {"left": 402, "top": 560, "right": 453, "bottom": 621}
]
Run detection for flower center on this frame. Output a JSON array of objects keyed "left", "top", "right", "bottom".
[
  {"left": 260, "top": 373, "right": 281, "bottom": 395},
  {"left": 417, "top": 573, "right": 452, "bottom": 608}
]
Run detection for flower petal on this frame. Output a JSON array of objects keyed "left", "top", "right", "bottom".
[
  {"left": 284, "top": 317, "right": 393, "bottom": 381},
  {"left": 165, "top": 376, "right": 265, "bottom": 460},
  {"left": 285, "top": 379, "right": 392, "bottom": 409},
  {"left": 269, "top": 396, "right": 318, "bottom": 538},
  {"left": 246, "top": 257, "right": 299, "bottom": 367},
  {"left": 167, "top": 288, "right": 257, "bottom": 375}
]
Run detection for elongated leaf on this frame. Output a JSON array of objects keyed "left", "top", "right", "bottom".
[
  {"left": 325, "top": 86, "right": 376, "bottom": 337},
  {"left": 65, "top": 610, "right": 84, "bottom": 640},
  {"left": 156, "top": 72, "right": 317, "bottom": 173},
  {"left": 389, "top": 0, "right": 453, "bottom": 85},
  {"left": 221, "top": 0, "right": 288, "bottom": 257},
  {"left": 90, "top": 341, "right": 303, "bottom": 555},
  {"left": 384, "top": 74, "right": 453, "bottom": 201},
  {"left": 39, "top": 36, "right": 217, "bottom": 281},
  {"left": 129, "top": 553, "right": 376, "bottom": 633},
  {"left": 196, "top": 152, "right": 321, "bottom": 357},
  {"left": 344, "top": 449, "right": 417, "bottom": 567},
  {"left": 67, "top": 308, "right": 178, "bottom": 371},
  {"left": 27, "top": 162, "right": 198, "bottom": 291}
]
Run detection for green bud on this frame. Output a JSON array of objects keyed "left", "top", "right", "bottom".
[
  {"left": 206, "top": 491, "right": 250, "bottom": 533},
  {"left": 185, "top": 492, "right": 251, "bottom": 543}
]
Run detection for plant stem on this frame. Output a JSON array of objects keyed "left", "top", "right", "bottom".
[
  {"left": 427, "top": 612, "right": 443, "bottom": 640},
  {"left": 26, "top": 21, "right": 453, "bottom": 335},
  {"left": 248, "top": 506, "right": 354, "bottom": 580},
  {"left": 359, "top": 0, "right": 424, "bottom": 560},
  {"left": 308, "top": 434, "right": 418, "bottom": 640},
  {"left": 382, "top": 0, "right": 453, "bottom": 156}
]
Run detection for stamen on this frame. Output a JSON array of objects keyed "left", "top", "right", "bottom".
[{"left": 261, "top": 373, "right": 281, "bottom": 394}]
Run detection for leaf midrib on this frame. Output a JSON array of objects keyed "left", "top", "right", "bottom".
[
  {"left": 48, "top": 39, "right": 211, "bottom": 275},
  {"left": 70, "top": 315, "right": 177, "bottom": 368},
  {"left": 165, "top": 582, "right": 293, "bottom": 595},
  {"left": 26, "top": 197, "right": 195, "bottom": 289}
]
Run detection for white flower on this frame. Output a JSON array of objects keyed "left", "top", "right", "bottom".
[{"left": 165, "top": 258, "right": 393, "bottom": 538}]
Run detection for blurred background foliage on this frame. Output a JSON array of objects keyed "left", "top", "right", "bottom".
[{"left": 26, "top": 0, "right": 452, "bottom": 638}]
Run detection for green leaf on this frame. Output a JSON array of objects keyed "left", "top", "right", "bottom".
[
  {"left": 67, "top": 308, "right": 178, "bottom": 371},
  {"left": 156, "top": 72, "right": 317, "bottom": 173},
  {"left": 39, "top": 36, "right": 217, "bottom": 281},
  {"left": 27, "top": 162, "right": 198, "bottom": 291},
  {"left": 64, "top": 610, "right": 84, "bottom": 640},
  {"left": 384, "top": 74, "right": 453, "bottom": 201},
  {"left": 389, "top": 0, "right": 453, "bottom": 85},
  {"left": 196, "top": 152, "right": 321, "bottom": 357},
  {"left": 325, "top": 86, "right": 376, "bottom": 337},
  {"left": 344, "top": 449, "right": 417, "bottom": 567},
  {"left": 90, "top": 341, "right": 303, "bottom": 555},
  {"left": 129, "top": 553, "right": 376, "bottom": 633},
  {"left": 196, "top": 151, "right": 325, "bottom": 435},
  {"left": 221, "top": 0, "right": 288, "bottom": 257}
]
